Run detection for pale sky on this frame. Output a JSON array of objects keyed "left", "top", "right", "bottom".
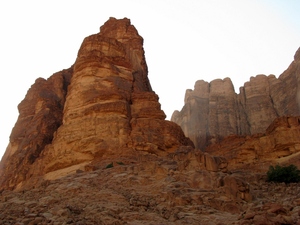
[{"left": 0, "top": 0, "right": 300, "bottom": 159}]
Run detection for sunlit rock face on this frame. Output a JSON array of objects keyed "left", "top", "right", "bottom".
[
  {"left": 172, "top": 47, "right": 300, "bottom": 150},
  {"left": 1, "top": 18, "right": 300, "bottom": 224},
  {"left": 206, "top": 116, "right": 300, "bottom": 172},
  {"left": 0, "top": 17, "right": 193, "bottom": 190}
]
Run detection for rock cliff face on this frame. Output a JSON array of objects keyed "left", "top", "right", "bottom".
[
  {"left": 172, "top": 48, "right": 300, "bottom": 150},
  {"left": 2, "top": 18, "right": 300, "bottom": 224},
  {"left": 0, "top": 68, "right": 72, "bottom": 188},
  {"left": 206, "top": 116, "right": 300, "bottom": 172},
  {"left": 0, "top": 18, "right": 193, "bottom": 190}
]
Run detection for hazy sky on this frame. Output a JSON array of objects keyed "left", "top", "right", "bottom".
[{"left": 0, "top": 0, "right": 300, "bottom": 159}]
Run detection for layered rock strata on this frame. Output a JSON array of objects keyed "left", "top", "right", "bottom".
[
  {"left": 1, "top": 149, "right": 299, "bottom": 224},
  {"left": 0, "top": 68, "right": 72, "bottom": 188},
  {"left": 0, "top": 18, "right": 193, "bottom": 190},
  {"left": 0, "top": 151, "right": 258, "bottom": 224},
  {"left": 1, "top": 17, "right": 300, "bottom": 224},
  {"left": 206, "top": 116, "right": 300, "bottom": 172},
  {"left": 172, "top": 48, "right": 300, "bottom": 150}
]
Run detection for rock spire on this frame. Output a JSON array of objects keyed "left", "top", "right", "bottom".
[{"left": 0, "top": 17, "right": 193, "bottom": 190}]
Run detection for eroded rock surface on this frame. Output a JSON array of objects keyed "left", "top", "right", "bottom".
[
  {"left": 1, "top": 18, "right": 300, "bottom": 225},
  {"left": 172, "top": 48, "right": 300, "bottom": 150},
  {"left": 0, "top": 68, "right": 72, "bottom": 189},
  {"left": 0, "top": 17, "right": 192, "bottom": 190},
  {"left": 0, "top": 151, "right": 299, "bottom": 225},
  {"left": 206, "top": 116, "right": 300, "bottom": 172}
]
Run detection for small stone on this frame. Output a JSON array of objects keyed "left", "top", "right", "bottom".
[
  {"left": 41, "top": 212, "right": 53, "bottom": 219},
  {"left": 26, "top": 213, "right": 37, "bottom": 218}
]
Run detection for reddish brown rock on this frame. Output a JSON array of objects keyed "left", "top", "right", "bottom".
[
  {"left": 0, "top": 68, "right": 72, "bottom": 189},
  {"left": 172, "top": 47, "right": 300, "bottom": 150},
  {"left": 0, "top": 18, "right": 193, "bottom": 190},
  {"left": 0, "top": 151, "right": 254, "bottom": 224},
  {"left": 199, "top": 153, "right": 228, "bottom": 172},
  {"left": 206, "top": 116, "right": 300, "bottom": 172},
  {"left": 1, "top": 17, "right": 300, "bottom": 224},
  {"left": 1, "top": 147, "right": 298, "bottom": 224},
  {"left": 223, "top": 174, "right": 252, "bottom": 202}
]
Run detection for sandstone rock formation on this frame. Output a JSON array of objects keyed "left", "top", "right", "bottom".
[
  {"left": 172, "top": 48, "right": 300, "bottom": 150},
  {"left": 1, "top": 150, "right": 300, "bottom": 224},
  {"left": 0, "top": 68, "right": 73, "bottom": 188},
  {"left": 0, "top": 150, "right": 257, "bottom": 225},
  {"left": 0, "top": 17, "right": 193, "bottom": 190},
  {"left": 206, "top": 116, "right": 300, "bottom": 172},
  {"left": 1, "top": 17, "right": 300, "bottom": 224}
]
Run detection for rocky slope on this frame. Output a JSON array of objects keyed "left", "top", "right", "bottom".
[
  {"left": 172, "top": 48, "right": 300, "bottom": 150},
  {"left": 206, "top": 116, "right": 300, "bottom": 172},
  {"left": 1, "top": 150, "right": 300, "bottom": 225}
]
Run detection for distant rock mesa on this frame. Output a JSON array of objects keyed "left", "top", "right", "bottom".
[
  {"left": 0, "top": 17, "right": 193, "bottom": 190},
  {"left": 172, "top": 48, "right": 300, "bottom": 150}
]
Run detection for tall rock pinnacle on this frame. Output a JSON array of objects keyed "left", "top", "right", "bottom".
[{"left": 0, "top": 18, "right": 193, "bottom": 190}]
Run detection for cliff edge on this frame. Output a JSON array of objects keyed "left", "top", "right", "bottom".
[{"left": 172, "top": 47, "right": 300, "bottom": 150}]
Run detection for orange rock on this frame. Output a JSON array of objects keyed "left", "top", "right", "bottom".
[
  {"left": 206, "top": 116, "right": 300, "bottom": 172},
  {"left": 0, "top": 18, "right": 193, "bottom": 190}
]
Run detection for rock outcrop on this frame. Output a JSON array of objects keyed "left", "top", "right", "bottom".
[
  {"left": 206, "top": 116, "right": 300, "bottom": 172},
  {"left": 172, "top": 48, "right": 300, "bottom": 150},
  {"left": 0, "top": 17, "right": 193, "bottom": 190},
  {"left": 1, "top": 150, "right": 300, "bottom": 224},
  {"left": 0, "top": 150, "right": 258, "bottom": 225},
  {"left": 0, "top": 68, "right": 72, "bottom": 188},
  {"left": 1, "top": 17, "right": 300, "bottom": 224}
]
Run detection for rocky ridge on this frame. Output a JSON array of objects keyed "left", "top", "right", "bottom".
[{"left": 172, "top": 48, "right": 300, "bottom": 150}]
